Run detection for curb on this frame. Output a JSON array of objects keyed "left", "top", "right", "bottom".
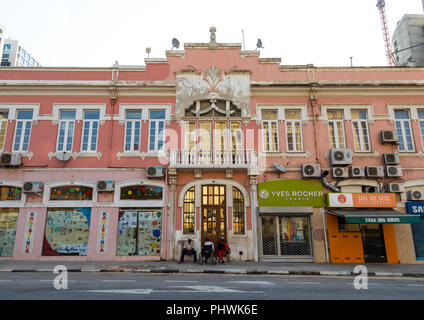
[{"left": 1, "top": 267, "right": 424, "bottom": 278}]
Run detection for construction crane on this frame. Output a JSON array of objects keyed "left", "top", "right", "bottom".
[{"left": 376, "top": 0, "right": 396, "bottom": 66}]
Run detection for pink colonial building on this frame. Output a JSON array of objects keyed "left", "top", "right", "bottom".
[{"left": 1, "top": 28, "right": 424, "bottom": 264}]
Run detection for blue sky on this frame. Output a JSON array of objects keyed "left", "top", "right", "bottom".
[{"left": 0, "top": 0, "right": 423, "bottom": 67}]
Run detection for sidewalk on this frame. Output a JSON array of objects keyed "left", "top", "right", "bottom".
[{"left": 0, "top": 260, "right": 423, "bottom": 278}]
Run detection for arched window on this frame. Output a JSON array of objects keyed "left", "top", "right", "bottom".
[
  {"left": 232, "top": 187, "right": 245, "bottom": 235},
  {"left": 183, "top": 187, "right": 195, "bottom": 234}
]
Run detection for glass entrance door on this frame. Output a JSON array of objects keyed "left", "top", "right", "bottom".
[
  {"left": 201, "top": 185, "right": 226, "bottom": 246},
  {"left": 361, "top": 224, "right": 387, "bottom": 263}
]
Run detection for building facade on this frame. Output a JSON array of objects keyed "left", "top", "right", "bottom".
[
  {"left": 1, "top": 29, "right": 424, "bottom": 264},
  {"left": 1, "top": 39, "right": 40, "bottom": 67}
]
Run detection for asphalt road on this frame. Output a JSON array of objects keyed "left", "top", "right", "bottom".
[{"left": 1, "top": 272, "right": 424, "bottom": 300}]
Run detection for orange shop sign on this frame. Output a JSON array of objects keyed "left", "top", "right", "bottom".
[{"left": 327, "top": 193, "right": 397, "bottom": 208}]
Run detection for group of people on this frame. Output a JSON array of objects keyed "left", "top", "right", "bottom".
[{"left": 179, "top": 236, "right": 230, "bottom": 264}]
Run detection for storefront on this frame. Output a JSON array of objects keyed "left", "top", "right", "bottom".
[
  {"left": 257, "top": 179, "right": 325, "bottom": 262},
  {"left": 326, "top": 193, "right": 421, "bottom": 264},
  {"left": 115, "top": 182, "right": 164, "bottom": 258},
  {"left": 43, "top": 185, "right": 93, "bottom": 256},
  {"left": 406, "top": 202, "right": 424, "bottom": 261}
]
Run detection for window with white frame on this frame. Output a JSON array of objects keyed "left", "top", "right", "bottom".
[
  {"left": 148, "top": 110, "right": 165, "bottom": 151},
  {"left": 285, "top": 110, "right": 303, "bottom": 152},
  {"left": 418, "top": 110, "right": 424, "bottom": 149},
  {"left": 13, "top": 110, "right": 33, "bottom": 152},
  {"left": 124, "top": 110, "right": 142, "bottom": 151},
  {"left": 327, "top": 110, "right": 345, "bottom": 149},
  {"left": 395, "top": 110, "right": 414, "bottom": 152},
  {"left": 351, "top": 110, "right": 371, "bottom": 152},
  {"left": 231, "top": 122, "right": 243, "bottom": 151},
  {"left": 56, "top": 110, "right": 76, "bottom": 152},
  {"left": 81, "top": 110, "right": 100, "bottom": 152},
  {"left": 262, "top": 110, "right": 279, "bottom": 152},
  {"left": 0, "top": 110, "right": 8, "bottom": 151}
]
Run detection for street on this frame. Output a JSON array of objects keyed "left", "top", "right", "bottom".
[{"left": 1, "top": 272, "right": 424, "bottom": 300}]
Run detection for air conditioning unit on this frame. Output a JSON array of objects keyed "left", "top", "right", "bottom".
[
  {"left": 407, "top": 190, "right": 424, "bottom": 201},
  {"left": 365, "top": 166, "right": 385, "bottom": 178},
  {"left": 380, "top": 130, "right": 398, "bottom": 144},
  {"left": 329, "top": 148, "right": 353, "bottom": 166},
  {"left": 349, "top": 166, "right": 365, "bottom": 178},
  {"left": 23, "top": 181, "right": 43, "bottom": 193},
  {"left": 383, "top": 153, "right": 400, "bottom": 165},
  {"left": 301, "top": 164, "right": 321, "bottom": 178},
  {"left": 146, "top": 166, "right": 164, "bottom": 178},
  {"left": 0, "top": 153, "right": 21, "bottom": 166},
  {"left": 332, "top": 167, "right": 349, "bottom": 178},
  {"left": 385, "top": 183, "right": 404, "bottom": 193},
  {"left": 97, "top": 180, "right": 114, "bottom": 192},
  {"left": 386, "top": 166, "right": 403, "bottom": 177}
]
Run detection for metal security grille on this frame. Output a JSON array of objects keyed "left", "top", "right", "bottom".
[{"left": 261, "top": 216, "right": 311, "bottom": 257}]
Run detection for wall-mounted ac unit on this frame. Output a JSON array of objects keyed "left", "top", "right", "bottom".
[
  {"left": 380, "top": 130, "right": 398, "bottom": 144},
  {"left": 23, "top": 181, "right": 43, "bottom": 193},
  {"left": 301, "top": 164, "right": 321, "bottom": 178},
  {"left": 97, "top": 180, "right": 114, "bottom": 192},
  {"left": 386, "top": 166, "right": 402, "bottom": 177},
  {"left": 146, "top": 166, "right": 164, "bottom": 178},
  {"left": 383, "top": 153, "right": 400, "bottom": 165},
  {"left": 329, "top": 148, "right": 353, "bottom": 166},
  {"left": 349, "top": 166, "right": 365, "bottom": 178},
  {"left": 332, "top": 167, "right": 349, "bottom": 178},
  {"left": 0, "top": 153, "right": 21, "bottom": 166},
  {"left": 365, "top": 166, "right": 385, "bottom": 178},
  {"left": 385, "top": 183, "right": 404, "bottom": 193},
  {"left": 407, "top": 190, "right": 424, "bottom": 201}
]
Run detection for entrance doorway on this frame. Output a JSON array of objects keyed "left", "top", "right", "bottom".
[
  {"left": 361, "top": 224, "right": 387, "bottom": 263},
  {"left": 201, "top": 185, "right": 226, "bottom": 246}
]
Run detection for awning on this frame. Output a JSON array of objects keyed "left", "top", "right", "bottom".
[
  {"left": 259, "top": 206, "right": 313, "bottom": 216},
  {"left": 327, "top": 209, "right": 421, "bottom": 224}
]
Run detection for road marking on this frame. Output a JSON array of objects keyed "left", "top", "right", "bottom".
[
  {"left": 285, "top": 282, "right": 320, "bottom": 285},
  {"left": 40, "top": 280, "right": 75, "bottom": 282},
  {"left": 84, "top": 289, "right": 153, "bottom": 295},
  {"left": 0, "top": 280, "right": 12, "bottom": 282},
  {"left": 228, "top": 281, "right": 274, "bottom": 285},
  {"left": 168, "top": 285, "right": 263, "bottom": 293},
  {"left": 102, "top": 280, "right": 137, "bottom": 283},
  {"left": 164, "top": 280, "right": 198, "bottom": 283}
]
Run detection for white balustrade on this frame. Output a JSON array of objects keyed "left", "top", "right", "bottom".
[{"left": 170, "top": 149, "right": 257, "bottom": 168}]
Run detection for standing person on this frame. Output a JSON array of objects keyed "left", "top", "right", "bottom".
[
  {"left": 179, "top": 239, "right": 197, "bottom": 263},
  {"left": 217, "top": 236, "right": 230, "bottom": 264}
]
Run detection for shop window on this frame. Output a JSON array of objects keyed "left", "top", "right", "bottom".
[
  {"left": 261, "top": 216, "right": 311, "bottom": 256},
  {"left": 411, "top": 217, "right": 424, "bottom": 259},
  {"left": 0, "top": 186, "right": 22, "bottom": 201},
  {"left": 0, "top": 208, "right": 19, "bottom": 257},
  {"left": 50, "top": 186, "right": 93, "bottom": 201},
  {"left": 116, "top": 210, "right": 162, "bottom": 256},
  {"left": 42, "top": 208, "right": 91, "bottom": 256},
  {"left": 232, "top": 187, "right": 245, "bottom": 235},
  {"left": 338, "top": 217, "right": 360, "bottom": 232},
  {"left": 183, "top": 187, "right": 195, "bottom": 234},
  {"left": 120, "top": 185, "right": 162, "bottom": 200}
]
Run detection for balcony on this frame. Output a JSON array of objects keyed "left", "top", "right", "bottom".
[{"left": 170, "top": 149, "right": 258, "bottom": 169}]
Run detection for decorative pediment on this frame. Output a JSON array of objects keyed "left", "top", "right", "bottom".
[
  {"left": 185, "top": 99, "right": 241, "bottom": 117},
  {"left": 176, "top": 66, "right": 250, "bottom": 119}
]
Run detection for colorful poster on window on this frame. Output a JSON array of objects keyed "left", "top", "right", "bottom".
[
  {"left": 22, "top": 211, "right": 37, "bottom": 255},
  {"left": 43, "top": 208, "right": 91, "bottom": 256},
  {"left": 0, "top": 209, "right": 19, "bottom": 257},
  {"left": 96, "top": 211, "right": 109, "bottom": 254},
  {"left": 116, "top": 210, "right": 161, "bottom": 256}
]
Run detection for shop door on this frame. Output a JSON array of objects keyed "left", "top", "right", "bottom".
[
  {"left": 361, "top": 224, "right": 387, "bottom": 263},
  {"left": 201, "top": 185, "right": 226, "bottom": 246}
]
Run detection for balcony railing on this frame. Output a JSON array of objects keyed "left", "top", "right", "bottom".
[{"left": 170, "top": 149, "right": 258, "bottom": 168}]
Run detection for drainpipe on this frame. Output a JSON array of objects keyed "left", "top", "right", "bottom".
[
  {"left": 108, "top": 63, "right": 118, "bottom": 168},
  {"left": 250, "top": 175, "right": 259, "bottom": 262}
]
